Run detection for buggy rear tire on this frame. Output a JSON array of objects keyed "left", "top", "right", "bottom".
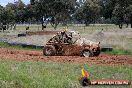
[
  {"left": 82, "top": 49, "right": 93, "bottom": 57},
  {"left": 43, "top": 45, "right": 56, "bottom": 56}
]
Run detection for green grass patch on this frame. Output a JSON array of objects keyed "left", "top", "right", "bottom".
[
  {"left": 105, "top": 48, "right": 132, "bottom": 55},
  {"left": 0, "top": 42, "right": 42, "bottom": 51},
  {"left": 0, "top": 60, "right": 131, "bottom": 88}
]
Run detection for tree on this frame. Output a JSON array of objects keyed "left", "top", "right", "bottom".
[
  {"left": 125, "top": 5, "right": 132, "bottom": 28},
  {"left": 99, "top": 0, "right": 132, "bottom": 28},
  {"left": 74, "top": 0, "right": 101, "bottom": 26},
  {"left": 112, "top": 3, "right": 125, "bottom": 29},
  {"left": 0, "top": 5, "right": 16, "bottom": 31},
  {"left": 31, "top": 0, "right": 76, "bottom": 30},
  {"left": 49, "top": 0, "right": 76, "bottom": 29},
  {"left": 101, "top": 0, "right": 116, "bottom": 19},
  {"left": 14, "top": 0, "right": 26, "bottom": 23},
  {"left": 24, "top": 4, "right": 36, "bottom": 23},
  {"left": 0, "top": 7, "right": 15, "bottom": 24},
  {"left": 111, "top": 0, "right": 132, "bottom": 29},
  {"left": 33, "top": 0, "right": 51, "bottom": 30}
]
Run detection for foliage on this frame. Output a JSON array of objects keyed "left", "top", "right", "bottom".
[
  {"left": 1, "top": 0, "right": 132, "bottom": 29},
  {"left": 101, "top": 0, "right": 116, "bottom": 19},
  {"left": 35, "top": 0, "right": 76, "bottom": 30},
  {"left": 0, "top": 5, "right": 15, "bottom": 24},
  {"left": 74, "top": 0, "right": 101, "bottom": 26}
]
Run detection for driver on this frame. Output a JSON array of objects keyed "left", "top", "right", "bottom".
[{"left": 60, "top": 27, "right": 72, "bottom": 44}]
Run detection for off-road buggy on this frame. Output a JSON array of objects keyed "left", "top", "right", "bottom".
[{"left": 43, "top": 31, "right": 101, "bottom": 57}]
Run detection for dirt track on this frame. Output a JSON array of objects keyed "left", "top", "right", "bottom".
[{"left": 0, "top": 48, "right": 132, "bottom": 65}]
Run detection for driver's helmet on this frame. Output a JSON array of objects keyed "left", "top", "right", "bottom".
[{"left": 62, "top": 26, "right": 68, "bottom": 32}]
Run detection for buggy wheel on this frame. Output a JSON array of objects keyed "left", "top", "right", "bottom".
[
  {"left": 82, "top": 49, "right": 93, "bottom": 57},
  {"left": 93, "top": 48, "right": 101, "bottom": 56},
  {"left": 43, "top": 45, "right": 56, "bottom": 56}
]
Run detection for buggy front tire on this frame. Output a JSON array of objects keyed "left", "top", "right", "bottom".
[
  {"left": 93, "top": 48, "right": 101, "bottom": 56},
  {"left": 82, "top": 49, "right": 93, "bottom": 57}
]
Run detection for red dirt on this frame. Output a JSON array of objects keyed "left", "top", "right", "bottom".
[{"left": 0, "top": 48, "right": 132, "bottom": 65}]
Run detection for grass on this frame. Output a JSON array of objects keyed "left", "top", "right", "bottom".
[
  {"left": 14, "top": 23, "right": 132, "bottom": 35},
  {"left": 16, "top": 24, "right": 119, "bottom": 33},
  {"left": 0, "top": 60, "right": 131, "bottom": 88},
  {"left": 104, "top": 48, "right": 132, "bottom": 55},
  {"left": 0, "top": 42, "right": 42, "bottom": 51}
]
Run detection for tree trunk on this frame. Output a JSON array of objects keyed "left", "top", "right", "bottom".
[
  {"left": 85, "top": 23, "right": 89, "bottom": 26},
  {"left": 119, "top": 23, "right": 123, "bottom": 29},
  {"left": 41, "top": 20, "right": 44, "bottom": 30},
  {"left": 126, "top": 23, "right": 129, "bottom": 28},
  {"left": 53, "top": 23, "right": 58, "bottom": 30},
  {"left": 131, "top": 23, "right": 132, "bottom": 28},
  {"left": 85, "top": 20, "right": 89, "bottom": 26},
  {"left": 130, "top": 19, "right": 132, "bottom": 28},
  {"left": 50, "top": 21, "right": 59, "bottom": 30},
  {"left": 41, "top": 16, "right": 45, "bottom": 30},
  {"left": 13, "top": 24, "right": 16, "bottom": 30}
]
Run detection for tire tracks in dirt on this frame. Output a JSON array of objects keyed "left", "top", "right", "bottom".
[{"left": 0, "top": 48, "right": 132, "bottom": 65}]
